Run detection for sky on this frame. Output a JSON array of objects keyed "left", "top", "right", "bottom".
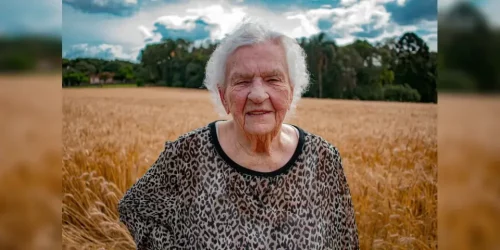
[
  {"left": 1, "top": 0, "right": 495, "bottom": 63},
  {"left": 59, "top": 0, "right": 442, "bottom": 62},
  {"left": 0, "top": 0, "right": 61, "bottom": 36}
]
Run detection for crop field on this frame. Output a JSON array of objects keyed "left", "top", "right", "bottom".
[
  {"left": 3, "top": 75, "right": 498, "bottom": 250},
  {"left": 61, "top": 86, "right": 437, "bottom": 250}
]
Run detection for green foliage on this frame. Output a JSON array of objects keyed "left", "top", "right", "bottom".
[
  {"left": 439, "top": 1, "right": 500, "bottom": 93},
  {"left": 185, "top": 61, "right": 204, "bottom": 88},
  {"left": 117, "top": 65, "right": 134, "bottom": 82},
  {"left": 393, "top": 32, "right": 436, "bottom": 103},
  {"left": 438, "top": 70, "right": 477, "bottom": 92},
  {"left": 61, "top": 31, "right": 442, "bottom": 103},
  {"left": 0, "top": 54, "right": 36, "bottom": 71},
  {"left": 136, "top": 79, "right": 145, "bottom": 87},
  {"left": 75, "top": 61, "right": 96, "bottom": 75},
  {"left": 0, "top": 35, "right": 61, "bottom": 72},
  {"left": 63, "top": 70, "right": 89, "bottom": 86},
  {"left": 379, "top": 68, "right": 395, "bottom": 85},
  {"left": 353, "top": 83, "right": 384, "bottom": 101},
  {"left": 383, "top": 84, "right": 421, "bottom": 102}
]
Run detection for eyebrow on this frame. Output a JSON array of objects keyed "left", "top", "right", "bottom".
[
  {"left": 262, "top": 69, "right": 285, "bottom": 78},
  {"left": 229, "top": 69, "right": 285, "bottom": 82},
  {"left": 229, "top": 72, "right": 254, "bottom": 82}
]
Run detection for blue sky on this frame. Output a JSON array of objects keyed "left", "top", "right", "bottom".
[
  {"left": 0, "top": 0, "right": 61, "bottom": 36},
  {"left": 59, "top": 0, "right": 442, "bottom": 62},
  {"left": 59, "top": 0, "right": 443, "bottom": 62},
  {"left": 1, "top": 0, "right": 498, "bottom": 62}
]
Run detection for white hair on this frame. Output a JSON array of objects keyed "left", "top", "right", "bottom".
[{"left": 203, "top": 18, "right": 310, "bottom": 120}]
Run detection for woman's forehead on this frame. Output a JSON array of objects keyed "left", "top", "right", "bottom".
[
  {"left": 224, "top": 41, "right": 288, "bottom": 79},
  {"left": 230, "top": 41, "right": 284, "bottom": 58},
  {"left": 230, "top": 69, "right": 285, "bottom": 81}
]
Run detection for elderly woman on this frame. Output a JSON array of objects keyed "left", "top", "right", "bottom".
[{"left": 118, "top": 20, "right": 359, "bottom": 249}]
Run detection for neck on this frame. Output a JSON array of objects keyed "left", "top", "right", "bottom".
[{"left": 230, "top": 120, "right": 283, "bottom": 156}]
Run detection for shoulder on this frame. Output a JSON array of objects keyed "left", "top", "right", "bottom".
[
  {"left": 162, "top": 123, "right": 212, "bottom": 157},
  {"left": 118, "top": 123, "right": 213, "bottom": 213},
  {"left": 293, "top": 127, "right": 344, "bottom": 173},
  {"left": 299, "top": 127, "right": 342, "bottom": 160}
]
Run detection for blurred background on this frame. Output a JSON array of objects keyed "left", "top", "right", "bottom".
[
  {"left": 0, "top": 1, "right": 62, "bottom": 249},
  {"left": 0, "top": 0, "right": 498, "bottom": 249},
  {"left": 437, "top": 1, "right": 500, "bottom": 250},
  {"left": 438, "top": 0, "right": 500, "bottom": 93}
]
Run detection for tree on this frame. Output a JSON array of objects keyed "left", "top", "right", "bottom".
[
  {"left": 116, "top": 65, "right": 134, "bottom": 82},
  {"left": 185, "top": 61, "right": 204, "bottom": 88},
  {"left": 379, "top": 68, "right": 395, "bottom": 85},
  {"left": 394, "top": 32, "right": 437, "bottom": 103},
  {"left": 74, "top": 61, "right": 96, "bottom": 75},
  {"left": 304, "top": 32, "right": 337, "bottom": 98},
  {"left": 439, "top": 2, "right": 498, "bottom": 93},
  {"left": 63, "top": 67, "right": 88, "bottom": 86},
  {"left": 336, "top": 46, "right": 364, "bottom": 98},
  {"left": 102, "top": 61, "right": 122, "bottom": 74},
  {"left": 60, "top": 29, "right": 439, "bottom": 102}
]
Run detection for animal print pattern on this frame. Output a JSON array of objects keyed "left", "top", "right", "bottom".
[{"left": 118, "top": 121, "right": 359, "bottom": 250}]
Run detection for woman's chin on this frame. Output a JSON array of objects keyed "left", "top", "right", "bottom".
[{"left": 243, "top": 123, "right": 276, "bottom": 136}]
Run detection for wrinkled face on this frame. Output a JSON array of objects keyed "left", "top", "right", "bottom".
[{"left": 219, "top": 40, "right": 293, "bottom": 136}]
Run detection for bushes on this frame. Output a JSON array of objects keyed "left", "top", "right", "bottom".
[
  {"left": 383, "top": 84, "right": 421, "bottom": 102},
  {"left": 438, "top": 70, "right": 477, "bottom": 92},
  {"left": 353, "top": 84, "right": 385, "bottom": 101},
  {"left": 350, "top": 83, "right": 421, "bottom": 102},
  {"left": 136, "top": 79, "right": 145, "bottom": 87}
]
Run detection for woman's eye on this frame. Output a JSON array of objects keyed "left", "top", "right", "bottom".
[
  {"left": 268, "top": 78, "right": 280, "bottom": 82},
  {"left": 236, "top": 81, "right": 249, "bottom": 85}
]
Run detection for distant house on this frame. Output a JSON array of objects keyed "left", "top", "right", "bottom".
[{"left": 89, "top": 72, "right": 115, "bottom": 84}]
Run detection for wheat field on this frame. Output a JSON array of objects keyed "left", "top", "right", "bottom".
[
  {"left": 59, "top": 86, "right": 437, "bottom": 249},
  {"left": 2, "top": 76, "right": 498, "bottom": 250},
  {"left": 6, "top": 76, "right": 500, "bottom": 250}
]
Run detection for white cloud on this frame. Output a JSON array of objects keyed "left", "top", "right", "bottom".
[
  {"left": 421, "top": 34, "right": 437, "bottom": 51},
  {"left": 63, "top": 0, "right": 438, "bottom": 59},
  {"left": 155, "top": 15, "right": 200, "bottom": 30},
  {"left": 417, "top": 20, "right": 438, "bottom": 33},
  {"left": 184, "top": 5, "right": 248, "bottom": 40},
  {"left": 340, "top": 0, "right": 358, "bottom": 6},
  {"left": 64, "top": 43, "right": 140, "bottom": 61},
  {"left": 65, "top": 0, "right": 139, "bottom": 8},
  {"left": 283, "top": 0, "right": 392, "bottom": 41},
  {"left": 364, "top": 22, "right": 417, "bottom": 43},
  {"left": 396, "top": 0, "right": 407, "bottom": 6},
  {"left": 138, "top": 25, "right": 153, "bottom": 38},
  {"left": 286, "top": 13, "right": 321, "bottom": 38}
]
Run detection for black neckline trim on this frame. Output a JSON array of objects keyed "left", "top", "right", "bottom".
[{"left": 208, "top": 120, "right": 305, "bottom": 177}]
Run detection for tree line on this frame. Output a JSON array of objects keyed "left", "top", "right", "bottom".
[
  {"left": 0, "top": 35, "right": 61, "bottom": 72},
  {"left": 438, "top": 2, "right": 500, "bottom": 93},
  {"left": 63, "top": 31, "right": 437, "bottom": 103}
]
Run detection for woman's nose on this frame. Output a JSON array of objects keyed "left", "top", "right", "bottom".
[{"left": 247, "top": 79, "right": 268, "bottom": 103}]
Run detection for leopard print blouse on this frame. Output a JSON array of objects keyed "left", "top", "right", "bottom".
[{"left": 118, "top": 121, "right": 359, "bottom": 249}]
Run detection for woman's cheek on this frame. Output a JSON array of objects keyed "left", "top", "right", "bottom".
[
  {"left": 269, "top": 88, "right": 292, "bottom": 111},
  {"left": 229, "top": 89, "right": 248, "bottom": 114}
]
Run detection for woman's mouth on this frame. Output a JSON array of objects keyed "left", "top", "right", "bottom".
[{"left": 247, "top": 111, "right": 271, "bottom": 116}]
